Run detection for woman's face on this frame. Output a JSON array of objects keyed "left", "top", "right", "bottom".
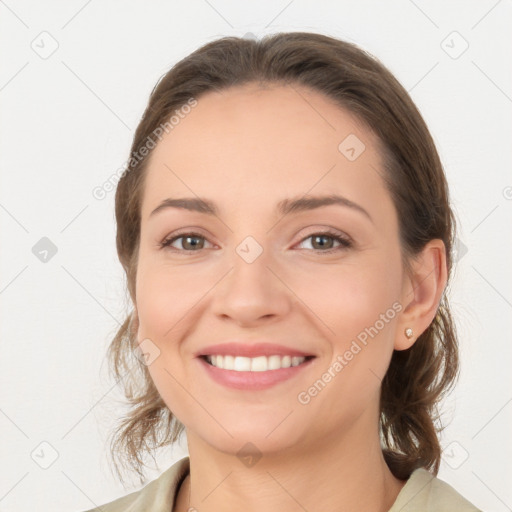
[{"left": 135, "top": 83, "right": 408, "bottom": 455}]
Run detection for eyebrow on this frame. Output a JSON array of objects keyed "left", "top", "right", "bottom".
[{"left": 149, "top": 194, "right": 373, "bottom": 222}]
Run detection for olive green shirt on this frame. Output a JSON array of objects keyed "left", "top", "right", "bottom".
[{"left": 82, "top": 456, "right": 481, "bottom": 511}]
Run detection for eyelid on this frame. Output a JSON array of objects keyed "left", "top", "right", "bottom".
[{"left": 295, "top": 226, "right": 352, "bottom": 242}]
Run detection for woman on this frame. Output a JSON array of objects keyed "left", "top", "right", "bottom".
[{"left": 84, "top": 32, "right": 481, "bottom": 511}]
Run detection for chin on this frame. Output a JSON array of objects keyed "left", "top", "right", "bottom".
[{"left": 188, "top": 416, "right": 304, "bottom": 457}]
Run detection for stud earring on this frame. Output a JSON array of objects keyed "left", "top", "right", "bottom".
[{"left": 404, "top": 327, "right": 414, "bottom": 339}]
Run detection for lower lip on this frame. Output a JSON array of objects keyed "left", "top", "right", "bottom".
[{"left": 197, "top": 357, "right": 315, "bottom": 390}]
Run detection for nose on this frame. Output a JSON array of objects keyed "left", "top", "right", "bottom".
[{"left": 211, "top": 247, "right": 292, "bottom": 327}]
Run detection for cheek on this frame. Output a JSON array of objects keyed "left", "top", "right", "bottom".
[
  {"left": 295, "top": 261, "right": 402, "bottom": 419},
  {"left": 135, "top": 258, "right": 206, "bottom": 339},
  {"left": 135, "top": 261, "right": 198, "bottom": 423},
  {"left": 291, "top": 255, "right": 402, "bottom": 342},
  {"left": 295, "top": 255, "right": 403, "bottom": 404}
]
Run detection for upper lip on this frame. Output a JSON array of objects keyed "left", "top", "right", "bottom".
[{"left": 195, "top": 342, "right": 315, "bottom": 358}]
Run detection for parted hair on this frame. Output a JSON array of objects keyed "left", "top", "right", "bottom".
[{"left": 107, "top": 32, "right": 459, "bottom": 485}]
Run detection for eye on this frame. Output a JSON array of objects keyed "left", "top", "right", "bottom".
[
  {"left": 159, "top": 232, "right": 213, "bottom": 252},
  {"left": 159, "top": 229, "right": 353, "bottom": 254},
  {"left": 296, "top": 230, "right": 352, "bottom": 254}
]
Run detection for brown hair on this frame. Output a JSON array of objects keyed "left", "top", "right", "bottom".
[{"left": 107, "top": 32, "right": 459, "bottom": 485}]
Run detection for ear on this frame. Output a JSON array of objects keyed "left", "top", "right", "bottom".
[{"left": 395, "top": 239, "right": 448, "bottom": 351}]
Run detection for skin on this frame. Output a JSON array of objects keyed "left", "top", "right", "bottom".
[{"left": 133, "top": 83, "right": 447, "bottom": 512}]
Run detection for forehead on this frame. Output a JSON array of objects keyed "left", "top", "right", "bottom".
[{"left": 140, "top": 83, "right": 387, "bottom": 220}]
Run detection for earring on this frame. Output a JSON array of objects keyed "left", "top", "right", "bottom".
[{"left": 404, "top": 327, "right": 414, "bottom": 339}]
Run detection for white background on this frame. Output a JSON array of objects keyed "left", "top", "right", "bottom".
[{"left": 1, "top": 1, "right": 511, "bottom": 511}]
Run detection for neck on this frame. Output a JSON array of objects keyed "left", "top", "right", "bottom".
[{"left": 174, "top": 426, "right": 405, "bottom": 512}]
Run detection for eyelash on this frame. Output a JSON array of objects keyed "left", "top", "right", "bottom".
[{"left": 158, "top": 229, "right": 353, "bottom": 255}]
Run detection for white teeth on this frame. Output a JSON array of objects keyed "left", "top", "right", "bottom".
[
  {"left": 205, "top": 354, "right": 307, "bottom": 371},
  {"left": 268, "top": 355, "right": 281, "bottom": 370},
  {"left": 251, "top": 356, "right": 268, "bottom": 372},
  {"left": 233, "top": 356, "right": 251, "bottom": 371},
  {"left": 281, "top": 355, "right": 292, "bottom": 368},
  {"left": 291, "top": 356, "right": 303, "bottom": 367}
]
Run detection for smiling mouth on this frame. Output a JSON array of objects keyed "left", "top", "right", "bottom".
[{"left": 201, "top": 354, "right": 315, "bottom": 372}]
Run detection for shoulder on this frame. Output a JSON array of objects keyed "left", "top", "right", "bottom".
[
  {"left": 388, "top": 468, "right": 482, "bottom": 512},
  {"left": 79, "top": 457, "right": 190, "bottom": 512}
]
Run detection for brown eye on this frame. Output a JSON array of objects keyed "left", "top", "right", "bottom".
[
  {"left": 160, "top": 233, "right": 211, "bottom": 251},
  {"left": 297, "top": 231, "right": 352, "bottom": 254},
  {"left": 311, "top": 234, "right": 336, "bottom": 250}
]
